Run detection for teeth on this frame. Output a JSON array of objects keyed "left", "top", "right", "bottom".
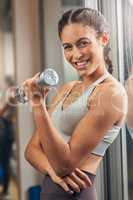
[
  {"left": 76, "top": 61, "right": 87, "bottom": 66},
  {"left": 76, "top": 60, "right": 89, "bottom": 65}
]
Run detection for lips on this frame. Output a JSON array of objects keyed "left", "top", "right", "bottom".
[{"left": 74, "top": 59, "right": 90, "bottom": 70}]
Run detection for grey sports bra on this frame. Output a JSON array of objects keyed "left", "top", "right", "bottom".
[{"left": 50, "top": 73, "right": 121, "bottom": 156}]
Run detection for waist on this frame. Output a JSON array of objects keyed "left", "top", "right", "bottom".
[{"left": 79, "top": 153, "right": 103, "bottom": 175}]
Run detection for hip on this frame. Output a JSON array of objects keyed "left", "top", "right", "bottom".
[{"left": 41, "top": 171, "right": 97, "bottom": 200}]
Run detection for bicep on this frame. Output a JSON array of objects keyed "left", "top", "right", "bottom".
[{"left": 68, "top": 86, "right": 127, "bottom": 166}]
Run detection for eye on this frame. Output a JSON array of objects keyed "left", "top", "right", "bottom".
[
  {"left": 77, "top": 40, "right": 91, "bottom": 48},
  {"left": 63, "top": 44, "right": 73, "bottom": 52}
]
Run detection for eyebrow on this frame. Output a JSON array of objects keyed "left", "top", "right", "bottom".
[{"left": 62, "top": 37, "right": 91, "bottom": 46}]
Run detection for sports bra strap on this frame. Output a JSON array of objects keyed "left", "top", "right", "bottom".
[{"left": 90, "top": 73, "right": 110, "bottom": 88}]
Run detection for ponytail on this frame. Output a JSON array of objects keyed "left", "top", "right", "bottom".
[{"left": 104, "top": 44, "right": 113, "bottom": 74}]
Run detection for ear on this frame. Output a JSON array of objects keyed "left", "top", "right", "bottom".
[{"left": 99, "top": 32, "right": 109, "bottom": 47}]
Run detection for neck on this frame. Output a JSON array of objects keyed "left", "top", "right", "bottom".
[{"left": 81, "top": 64, "right": 109, "bottom": 86}]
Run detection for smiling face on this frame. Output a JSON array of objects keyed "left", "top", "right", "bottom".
[{"left": 61, "top": 23, "right": 106, "bottom": 78}]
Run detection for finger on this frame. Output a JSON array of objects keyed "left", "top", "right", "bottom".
[
  {"left": 69, "top": 172, "right": 87, "bottom": 189},
  {"left": 64, "top": 177, "right": 80, "bottom": 193},
  {"left": 22, "top": 79, "right": 33, "bottom": 87},
  {"left": 43, "top": 87, "right": 49, "bottom": 97},
  {"left": 61, "top": 182, "right": 74, "bottom": 194},
  {"left": 23, "top": 80, "right": 39, "bottom": 94},
  {"left": 33, "top": 72, "right": 41, "bottom": 81},
  {"left": 22, "top": 84, "right": 30, "bottom": 99},
  {"left": 74, "top": 168, "right": 92, "bottom": 187},
  {"left": 56, "top": 179, "right": 74, "bottom": 194}
]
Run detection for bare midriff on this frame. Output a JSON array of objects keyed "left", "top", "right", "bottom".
[{"left": 79, "top": 154, "right": 103, "bottom": 175}]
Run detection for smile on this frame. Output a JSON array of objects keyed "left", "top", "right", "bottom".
[{"left": 74, "top": 59, "right": 90, "bottom": 70}]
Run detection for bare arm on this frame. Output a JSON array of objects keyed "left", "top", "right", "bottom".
[
  {"left": 25, "top": 132, "right": 74, "bottom": 192},
  {"left": 24, "top": 83, "right": 72, "bottom": 174},
  {"left": 32, "top": 83, "right": 127, "bottom": 177},
  {"left": 23, "top": 75, "right": 127, "bottom": 177},
  {"left": 25, "top": 82, "right": 92, "bottom": 192},
  {"left": 25, "top": 131, "right": 92, "bottom": 192},
  {"left": 25, "top": 130, "right": 55, "bottom": 176}
]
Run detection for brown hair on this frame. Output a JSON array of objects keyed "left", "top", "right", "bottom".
[{"left": 58, "top": 8, "right": 113, "bottom": 74}]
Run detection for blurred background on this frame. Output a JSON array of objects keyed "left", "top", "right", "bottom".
[{"left": 0, "top": 0, "right": 133, "bottom": 200}]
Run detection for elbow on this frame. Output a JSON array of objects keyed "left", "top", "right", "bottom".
[{"left": 24, "top": 144, "right": 31, "bottom": 162}]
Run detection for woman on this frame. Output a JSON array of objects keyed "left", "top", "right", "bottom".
[{"left": 24, "top": 8, "right": 127, "bottom": 200}]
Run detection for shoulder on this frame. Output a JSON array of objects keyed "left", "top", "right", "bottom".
[
  {"left": 88, "top": 75, "right": 127, "bottom": 124},
  {"left": 101, "top": 76, "right": 127, "bottom": 100},
  {"left": 89, "top": 75, "right": 126, "bottom": 101}
]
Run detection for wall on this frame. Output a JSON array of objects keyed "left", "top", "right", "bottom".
[
  {"left": 3, "top": 32, "right": 14, "bottom": 76},
  {"left": 43, "top": 0, "right": 64, "bottom": 85},
  {"left": 13, "top": 0, "right": 42, "bottom": 199}
]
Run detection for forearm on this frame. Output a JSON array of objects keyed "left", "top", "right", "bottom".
[
  {"left": 25, "top": 143, "right": 58, "bottom": 178},
  {"left": 33, "top": 104, "right": 74, "bottom": 176}
]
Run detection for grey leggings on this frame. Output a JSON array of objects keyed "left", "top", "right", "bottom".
[{"left": 41, "top": 171, "right": 97, "bottom": 200}]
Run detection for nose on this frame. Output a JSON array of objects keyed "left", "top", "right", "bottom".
[{"left": 71, "top": 46, "right": 83, "bottom": 60}]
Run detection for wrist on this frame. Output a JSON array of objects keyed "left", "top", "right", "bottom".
[
  {"left": 32, "top": 103, "right": 45, "bottom": 117},
  {"left": 30, "top": 87, "right": 48, "bottom": 105},
  {"left": 46, "top": 166, "right": 58, "bottom": 180},
  {"left": 30, "top": 96, "right": 44, "bottom": 106}
]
